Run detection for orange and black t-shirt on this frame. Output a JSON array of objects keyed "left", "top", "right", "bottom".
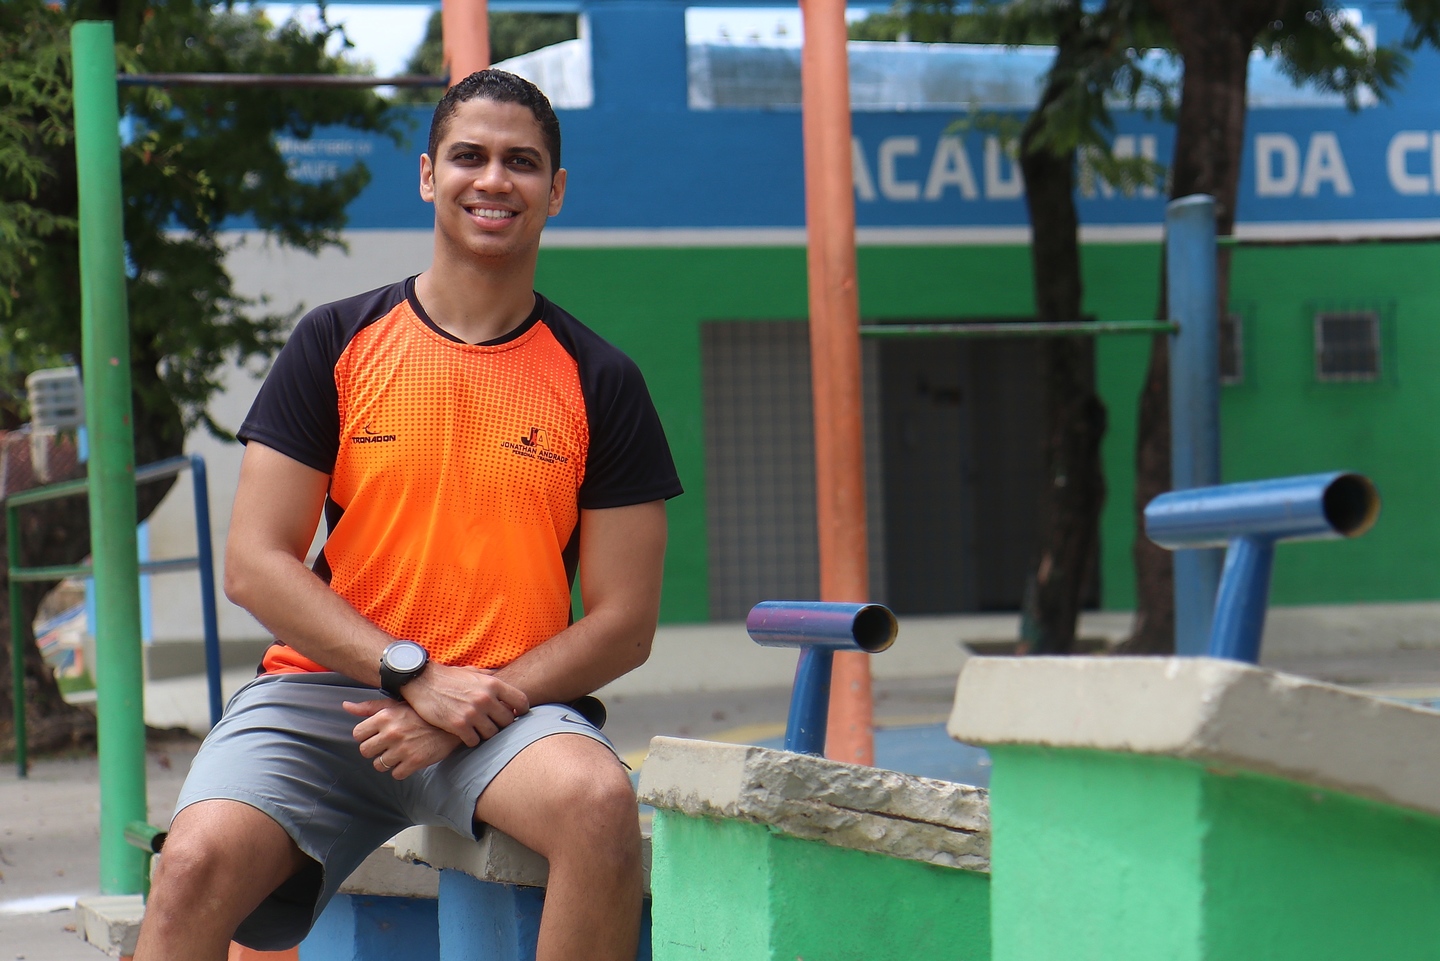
[{"left": 238, "top": 277, "right": 682, "bottom": 674}]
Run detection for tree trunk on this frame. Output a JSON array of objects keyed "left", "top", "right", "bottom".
[
  {"left": 1016, "top": 10, "right": 1108, "bottom": 654},
  {"left": 1123, "top": 0, "right": 1282, "bottom": 653}
]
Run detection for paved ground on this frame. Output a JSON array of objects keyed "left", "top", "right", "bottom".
[{"left": 5, "top": 619, "right": 1440, "bottom": 960}]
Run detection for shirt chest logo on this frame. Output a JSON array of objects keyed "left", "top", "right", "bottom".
[
  {"left": 351, "top": 424, "right": 398, "bottom": 444},
  {"left": 502, "top": 426, "right": 570, "bottom": 465}
]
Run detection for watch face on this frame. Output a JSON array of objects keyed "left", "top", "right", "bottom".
[{"left": 386, "top": 642, "right": 427, "bottom": 673}]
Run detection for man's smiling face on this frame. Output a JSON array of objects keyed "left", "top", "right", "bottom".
[{"left": 420, "top": 97, "right": 566, "bottom": 263}]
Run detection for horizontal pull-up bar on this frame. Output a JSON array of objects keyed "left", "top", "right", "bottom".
[
  {"left": 118, "top": 73, "right": 448, "bottom": 88},
  {"left": 858, "top": 320, "right": 1178, "bottom": 339}
]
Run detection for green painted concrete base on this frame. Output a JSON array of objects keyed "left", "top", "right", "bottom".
[
  {"left": 650, "top": 811, "right": 990, "bottom": 961},
  {"left": 989, "top": 745, "right": 1440, "bottom": 961}
]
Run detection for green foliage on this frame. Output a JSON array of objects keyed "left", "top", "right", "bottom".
[
  {"left": 1257, "top": 3, "right": 1407, "bottom": 109},
  {"left": 393, "top": 11, "right": 580, "bottom": 105},
  {"left": 0, "top": 0, "right": 401, "bottom": 439},
  {"left": 0, "top": 3, "right": 76, "bottom": 323},
  {"left": 848, "top": 1, "right": 1032, "bottom": 43}
]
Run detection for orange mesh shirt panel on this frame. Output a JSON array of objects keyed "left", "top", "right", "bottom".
[{"left": 324, "top": 303, "right": 587, "bottom": 668}]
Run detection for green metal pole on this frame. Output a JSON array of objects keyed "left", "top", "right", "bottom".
[
  {"left": 72, "top": 21, "right": 148, "bottom": 896},
  {"left": 9, "top": 506, "right": 27, "bottom": 778}
]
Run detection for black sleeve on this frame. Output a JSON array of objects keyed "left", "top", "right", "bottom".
[
  {"left": 579, "top": 352, "right": 684, "bottom": 510},
  {"left": 237, "top": 307, "right": 345, "bottom": 475}
]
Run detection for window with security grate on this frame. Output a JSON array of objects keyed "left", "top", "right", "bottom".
[
  {"left": 1220, "top": 313, "right": 1244, "bottom": 385},
  {"left": 1314, "top": 311, "right": 1381, "bottom": 382}
]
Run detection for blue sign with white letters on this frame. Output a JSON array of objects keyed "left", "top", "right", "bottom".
[{"left": 261, "top": 0, "right": 1440, "bottom": 242}]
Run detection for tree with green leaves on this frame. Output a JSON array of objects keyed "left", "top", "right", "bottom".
[
  {"left": 0, "top": 0, "right": 398, "bottom": 753},
  {"left": 854, "top": 0, "right": 1433, "bottom": 653},
  {"left": 851, "top": 0, "right": 1171, "bottom": 652}
]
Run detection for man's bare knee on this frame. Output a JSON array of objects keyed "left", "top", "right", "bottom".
[
  {"left": 477, "top": 736, "right": 639, "bottom": 860},
  {"left": 542, "top": 757, "right": 640, "bottom": 860},
  {"left": 148, "top": 800, "right": 304, "bottom": 912}
]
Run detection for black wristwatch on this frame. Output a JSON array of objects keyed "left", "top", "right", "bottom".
[{"left": 379, "top": 640, "right": 429, "bottom": 698}]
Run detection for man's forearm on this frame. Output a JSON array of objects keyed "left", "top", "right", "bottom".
[
  {"left": 226, "top": 545, "right": 395, "bottom": 685},
  {"left": 493, "top": 606, "right": 655, "bottom": 706}
]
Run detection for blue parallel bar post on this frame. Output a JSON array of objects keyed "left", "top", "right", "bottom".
[
  {"left": 188, "top": 455, "right": 223, "bottom": 727},
  {"left": 1166, "top": 195, "right": 1224, "bottom": 656},
  {"left": 1207, "top": 536, "right": 1276, "bottom": 664},
  {"left": 784, "top": 648, "right": 834, "bottom": 756}
]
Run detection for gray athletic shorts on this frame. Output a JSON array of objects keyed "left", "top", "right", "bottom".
[{"left": 173, "top": 671, "right": 615, "bottom": 951}]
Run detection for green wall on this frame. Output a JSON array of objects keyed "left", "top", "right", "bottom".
[
  {"left": 650, "top": 811, "right": 991, "bottom": 961},
  {"left": 988, "top": 745, "right": 1440, "bottom": 961},
  {"left": 537, "top": 241, "right": 1440, "bottom": 622}
]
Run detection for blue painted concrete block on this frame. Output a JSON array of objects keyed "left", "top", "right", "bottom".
[
  {"left": 437, "top": 870, "right": 653, "bottom": 961},
  {"left": 438, "top": 872, "right": 544, "bottom": 961},
  {"left": 300, "top": 893, "right": 439, "bottom": 961}
]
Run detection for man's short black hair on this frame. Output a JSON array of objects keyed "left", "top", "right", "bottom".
[{"left": 428, "top": 69, "right": 562, "bottom": 175}]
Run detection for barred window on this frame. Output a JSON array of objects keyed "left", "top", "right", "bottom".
[
  {"left": 1315, "top": 311, "right": 1381, "bottom": 381},
  {"left": 1220, "top": 313, "right": 1243, "bottom": 385}
]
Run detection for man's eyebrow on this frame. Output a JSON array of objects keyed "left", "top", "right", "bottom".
[{"left": 445, "top": 141, "right": 544, "bottom": 160}]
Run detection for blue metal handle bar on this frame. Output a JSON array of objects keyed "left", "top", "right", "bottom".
[
  {"left": 1145, "top": 472, "right": 1380, "bottom": 664},
  {"left": 746, "top": 601, "right": 898, "bottom": 756},
  {"left": 134, "top": 456, "right": 192, "bottom": 485},
  {"left": 1146, "top": 472, "right": 1379, "bottom": 550}
]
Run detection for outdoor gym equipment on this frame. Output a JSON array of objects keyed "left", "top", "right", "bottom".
[
  {"left": 746, "top": 600, "right": 898, "bottom": 755},
  {"left": 7, "top": 453, "right": 223, "bottom": 778},
  {"left": 853, "top": 195, "right": 1221, "bottom": 654},
  {"left": 1145, "top": 472, "right": 1381, "bottom": 663}
]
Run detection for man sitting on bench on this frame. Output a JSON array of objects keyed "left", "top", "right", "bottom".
[{"left": 134, "top": 70, "right": 682, "bottom": 961}]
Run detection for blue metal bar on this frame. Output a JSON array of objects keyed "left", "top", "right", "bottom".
[
  {"left": 1207, "top": 536, "right": 1275, "bottom": 663},
  {"left": 1146, "top": 472, "right": 1380, "bottom": 549},
  {"left": 1145, "top": 472, "right": 1380, "bottom": 663},
  {"left": 747, "top": 600, "right": 897, "bottom": 756},
  {"left": 783, "top": 647, "right": 834, "bottom": 756},
  {"left": 745, "top": 600, "right": 897, "bottom": 653},
  {"left": 189, "top": 455, "right": 223, "bottom": 727},
  {"left": 1166, "top": 195, "right": 1223, "bottom": 656},
  {"left": 133, "top": 456, "right": 190, "bottom": 485}
]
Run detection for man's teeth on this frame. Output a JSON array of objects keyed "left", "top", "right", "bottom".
[{"left": 471, "top": 208, "right": 514, "bottom": 220}]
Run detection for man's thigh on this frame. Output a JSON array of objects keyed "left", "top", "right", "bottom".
[{"left": 471, "top": 732, "right": 638, "bottom": 858}]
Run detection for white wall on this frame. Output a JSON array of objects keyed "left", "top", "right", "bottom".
[{"left": 145, "top": 229, "right": 434, "bottom": 644}]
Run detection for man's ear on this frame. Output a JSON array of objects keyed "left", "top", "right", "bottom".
[
  {"left": 548, "top": 167, "right": 567, "bottom": 217},
  {"left": 419, "top": 153, "right": 435, "bottom": 203}
]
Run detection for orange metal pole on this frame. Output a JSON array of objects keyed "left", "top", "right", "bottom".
[
  {"left": 800, "top": 0, "right": 874, "bottom": 765},
  {"left": 442, "top": 0, "right": 491, "bottom": 83}
]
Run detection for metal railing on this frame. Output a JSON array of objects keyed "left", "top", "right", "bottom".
[{"left": 8, "top": 454, "right": 221, "bottom": 777}]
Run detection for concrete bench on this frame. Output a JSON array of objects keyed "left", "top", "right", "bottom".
[
  {"left": 637, "top": 736, "right": 991, "bottom": 961},
  {"left": 950, "top": 656, "right": 1440, "bottom": 961}
]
